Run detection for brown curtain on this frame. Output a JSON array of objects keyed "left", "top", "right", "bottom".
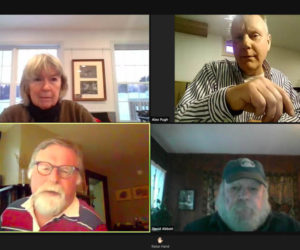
[
  {"left": 202, "top": 171, "right": 299, "bottom": 219},
  {"left": 202, "top": 171, "right": 221, "bottom": 215},
  {"left": 267, "top": 174, "right": 298, "bottom": 219}
]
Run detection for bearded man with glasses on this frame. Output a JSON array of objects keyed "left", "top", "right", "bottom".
[{"left": 0, "top": 138, "right": 107, "bottom": 231}]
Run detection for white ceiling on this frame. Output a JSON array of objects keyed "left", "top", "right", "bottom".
[
  {"left": 0, "top": 15, "right": 149, "bottom": 31},
  {"left": 151, "top": 124, "right": 300, "bottom": 155},
  {"left": 176, "top": 15, "right": 300, "bottom": 53}
]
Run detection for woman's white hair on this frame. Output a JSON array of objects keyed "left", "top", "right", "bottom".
[{"left": 20, "top": 54, "right": 68, "bottom": 106}]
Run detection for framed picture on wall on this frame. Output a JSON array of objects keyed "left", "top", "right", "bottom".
[
  {"left": 115, "top": 188, "right": 132, "bottom": 201},
  {"left": 178, "top": 189, "right": 195, "bottom": 210},
  {"left": 72, "top": 59, "right": 107, "bottom": 101},
  {"left": 132, "top": 185, "right": 149, "bottom": 199}
]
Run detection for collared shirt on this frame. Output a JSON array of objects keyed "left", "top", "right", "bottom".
[
  {"left": 175, "top": 59, "right": 300, "bottom": 122},
  {"left": 243, "top": 72, "right": 264, "bottom": 82},
  {"left": 0, "top": 196, "right": 107, "bottom": 231},
  {"left": 21, "top": 196, "right": 80, "bottom": 231}
]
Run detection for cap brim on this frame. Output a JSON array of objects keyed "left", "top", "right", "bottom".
[{"left": 226, "top": 172, "right": 267, "bottom": 186}]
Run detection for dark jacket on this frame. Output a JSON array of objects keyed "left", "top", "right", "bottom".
[{"left": 184, "top": 211, "right": 300, "bottom": 232}]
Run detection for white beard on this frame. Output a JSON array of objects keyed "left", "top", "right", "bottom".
[
  {"left": 222, "top": 200, "right": 270, "bottom": 231},
  {"left": 216, "top": 185, "right": 271, "bottom": 231},
  {"left": 32, "top": 182, "right": 66, "bottom": 217}
]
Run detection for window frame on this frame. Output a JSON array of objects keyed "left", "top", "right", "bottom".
[
  {"left": 151, "top": 160, "right": 167, "bottom": 209},
  {"left": 113, "top": 43, "right": 149, "bottom": 122}
]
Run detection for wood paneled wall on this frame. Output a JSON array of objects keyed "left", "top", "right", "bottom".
[{"left": 151, "top": 141, "right": 300, "bottom": 231}]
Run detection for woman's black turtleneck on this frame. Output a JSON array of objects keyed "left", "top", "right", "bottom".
[{"left": 27, "top": 101, "right": 61, "bottom": 122}]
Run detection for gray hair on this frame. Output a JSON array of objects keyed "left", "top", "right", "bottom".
[
  {"left": 230, "top": 15, "right": 269, "bottom": 36},
  {"left": 20, "top": 54, "right": 68, "bottom": 106},
  {"left": 215, "top": 180, "right": 271, "bottom": 231},
  {"left": 27, "top": 138, "right": 84, "bottom": 184}
]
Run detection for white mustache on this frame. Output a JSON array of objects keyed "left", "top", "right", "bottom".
[
  {"left": 231, "top": 200, "right": 256, "bottom": 211},
  {"left": 34, "top": 182, "right": 64, "bottom": 197}
]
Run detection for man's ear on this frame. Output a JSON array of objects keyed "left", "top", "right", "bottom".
[
  {"left": 267, "top": 34, "right": 272, "bottom": 51},
  {"left": 27, "top": 168, "right": 33, "bottom": 179},
  {"left": 76, "top": 174, "right": 82, "bottom": 185}
]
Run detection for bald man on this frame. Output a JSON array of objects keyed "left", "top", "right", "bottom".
[{"left": 175, "top": 15, "right": 300, "bottom": 123}]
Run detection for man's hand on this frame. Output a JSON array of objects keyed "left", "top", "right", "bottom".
[{"left": 225, "top": 77, "right": 295, "bottom": 122}]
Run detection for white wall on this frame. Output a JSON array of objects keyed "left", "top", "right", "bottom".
[
  {"left": 0, "top": 29, "right": 149, "bottom": 114},
  {"left": 0, "top": 124, "right": 59, "bottom": 185},
  {"left": 175, "top": 32, "right": 233, "bottom": 82},
  {"left": 267, "top": 46, "right": 300, "bottom": 87},
  {"left": 175, "top": 31, "right": 300, "bottom": 87}
]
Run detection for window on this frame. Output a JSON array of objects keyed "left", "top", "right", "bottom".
[
  {"left": 114, "top": 44, "right": 149, "bottom": 122},
  {"left": 0, "top": 50, "right": 13, "bottom": 113},
  {"left": 222, "top": 39, "right": 234, "bottom": 57},
  {"left": 0, "top": 46, "right": 58, "bottom": 113},
  {"left": 151, "top": 161, "right": 166, "bottom": 209}
]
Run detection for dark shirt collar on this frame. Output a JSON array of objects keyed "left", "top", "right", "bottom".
[
  {"left": 209, "top": 212, "right": 232, "bottom": 231},
  {"left": 27, "top": 101, "right": 61, "bottom": 122},
  {"left": 211, "top": 211, "right": 272, "bottom": 232}
]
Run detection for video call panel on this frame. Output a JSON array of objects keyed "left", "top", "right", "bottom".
[{"left": 1, "top": 14, "right": 300, "bottom": 250}]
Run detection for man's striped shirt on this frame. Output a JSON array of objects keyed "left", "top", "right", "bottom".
[
  {"left": 175, "top": 60, "right": 300, "bottom": 122},
  {"left": 0, "top": 197, "right": 107, "bottom": 231}
]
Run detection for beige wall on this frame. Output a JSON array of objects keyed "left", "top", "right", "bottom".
[
  {"left": 175, "top": 31, "right": 300, "bottom": 87},
  {"left": 85, "top": 140, "right": 149, "bottom": 227},
  {"left": 0, "top": 124, "right": 57, "bottom": 185},
  {"left": 0, "top": 125, "right": 21, "bottom": 185}
]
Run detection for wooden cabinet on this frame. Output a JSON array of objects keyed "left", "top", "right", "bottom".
[{"left": 0, "top": 184, "right": 31, "bottom": 215}]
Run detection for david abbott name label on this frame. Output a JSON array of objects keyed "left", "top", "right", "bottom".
[{"left": 152, "top": 227, "right": 174, "bottom": 231}]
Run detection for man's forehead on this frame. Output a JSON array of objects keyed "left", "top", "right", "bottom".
[
  {"left": 231, "top": 15, "right": 268, "bottom": 34},
  {"left": 35, "top": 144, "right": 77, "bottom": 161}
]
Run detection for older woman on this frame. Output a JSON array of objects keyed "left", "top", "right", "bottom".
[{"left": 0, "top": 54, "right": 95, "bottom": 122}]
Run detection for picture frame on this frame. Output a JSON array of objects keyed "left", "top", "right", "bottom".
[
  {"left": 72, "top": 59, "right": 107, "bottom": 101},
  {"left": 178, "top": 189, "right": 195, "bottom": 210},
  {"left": 132, "top": 185, "right": 149, "bottom": 199},
  {"left": 115, "top": 188, "right": 132, "bottom": 201}
]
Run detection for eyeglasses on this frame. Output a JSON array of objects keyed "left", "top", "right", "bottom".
[{"left": 34, "top": 161, "right": 79, "bottom": 178}]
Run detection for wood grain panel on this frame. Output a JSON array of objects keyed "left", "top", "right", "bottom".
[{"left": 175, "top": 16, "right": 208, "bottom": 37}]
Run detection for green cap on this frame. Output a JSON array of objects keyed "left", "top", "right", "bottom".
[{"left": 223, "top": 158, "right": 267, "bottom": 186}]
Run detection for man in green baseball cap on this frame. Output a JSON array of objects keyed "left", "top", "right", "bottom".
[{"left": 184, "top": 158, "right": 300, "bottom": 232}]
